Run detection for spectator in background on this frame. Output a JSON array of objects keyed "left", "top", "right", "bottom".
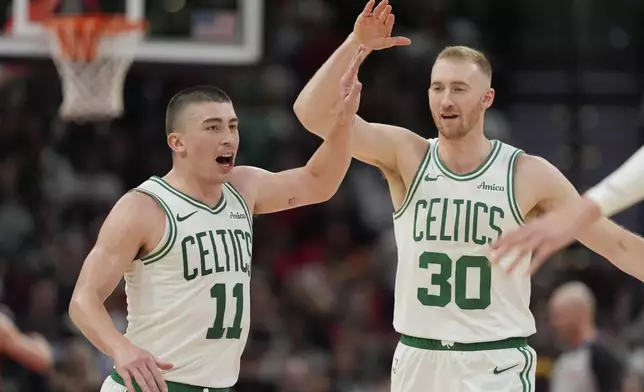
[
  {"left": 0, "top": 307, "right": 54, "bottom": 376},
  {"left": 549, "top": 281, "right": 625, "bottom": 392}
]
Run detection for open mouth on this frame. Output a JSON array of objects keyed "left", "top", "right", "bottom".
[
  {"left": 441, "top": 114, "right": 459, "bottom": 120},
  {"left": 215, "top": 153, "right": 234, "bottom": 169}
]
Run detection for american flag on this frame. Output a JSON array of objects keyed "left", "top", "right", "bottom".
[{"left": 191, "top": 10, "right": 237, "bottom": 42}]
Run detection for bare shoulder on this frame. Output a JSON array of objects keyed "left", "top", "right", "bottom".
[
  {"left": 514, "top": 153, "right": 578, "bottom": 216},
  {"left": 113, "top": 190, "right": 165, "bottom": 226},
  {"left": 95, "top": 190, "right": 166, "bottom": 253},
  {"left": 226, "top": 167, "right": 261, "bottom": 211},
  {"left": 515, "top": 153, "right": 558, "bottom": 178}
]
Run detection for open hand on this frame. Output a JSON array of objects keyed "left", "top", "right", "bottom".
[
  {"left": 353, "top": 0, "right": 411, "bottom": 51},
  {"left": 112, "top": 340, "right": 174, "bottom": 392},
  {"left": 338, "top": 46, "right": 368, "bottom": 125},
  {"left": 490, "top": 198, "right": 601, "bottom": 275}
]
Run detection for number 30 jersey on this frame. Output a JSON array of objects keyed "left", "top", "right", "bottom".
[
  {"left": 392, "top": 139, "right": 536, "bottom": 343},
  {"left": 124, "top": 176, "right": 253, "bottom": 388}
]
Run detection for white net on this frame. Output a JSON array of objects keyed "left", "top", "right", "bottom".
[{"left": 45, "top": 18, "right": 144, "bottom": 122}]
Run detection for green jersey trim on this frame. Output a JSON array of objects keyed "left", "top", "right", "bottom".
[
  {"left": 150, "top": 176, "right": 227, "bottom": 215},
  {"left": 111, "top": 370, "right": 231, "bottom": 392},
  {"left": 224, "top": 182, "right": 253, "bottom": 231},
  {"left": 393, "top": 141, "right": 431, "bottom": 220},
  {"left": 400, "top": 334, "right": 527, "bottom": 351},
  {"left": 507, "top": 149, "right": 525, "bottom": 225},
  {"left": 434, "top": 139, "right": 501, "bottom": 181},
  {"left": 132, "top": 188, "right": 178, "bottom": 265}
]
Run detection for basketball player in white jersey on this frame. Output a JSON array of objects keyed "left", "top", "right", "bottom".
[
  {"left": 69, "top": 48, "right": 366, "bottom": 392},
  {"left": 491, "top": 145, "right": 644, "bottom": 277},
  {"left": 293, "top": 1, "right": 644, "bottom": 390}
]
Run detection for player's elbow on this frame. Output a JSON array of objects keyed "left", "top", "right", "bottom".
[
  {"left": 68, "top": 288, "right": 97, "bottom": 328},
  {"left": 309, "top": 177, "right": 340, "bottom": 204},
  {"left": 293, "top": 101, "right": 328, "bottom": 139}
]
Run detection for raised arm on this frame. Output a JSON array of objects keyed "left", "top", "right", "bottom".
[
  {"left": 293, "top": 0, "right": 418, "bottom": 172},
  {"left": 69, "top": 191, "right": 172, "bottom": 392},
  {"left": 491, "top": 155, "right": 644, "bottom": 280},
  {"left": 0, "top": 313, "right": 53, "bottom": 373},
  {"left": 232, "top": 48, "right": 366, "bottom": 215}
]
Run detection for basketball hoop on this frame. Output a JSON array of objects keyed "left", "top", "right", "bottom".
[{"left": 43, "top": 15, "right": 146, "bottom": 121}]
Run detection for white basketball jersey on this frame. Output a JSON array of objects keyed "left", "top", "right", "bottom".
[
  {"left": 124, "top": 176, "right": 253, "bottom": 388},
  {"left": 392, "top": 139, "right": 536, "bottom": 343}
]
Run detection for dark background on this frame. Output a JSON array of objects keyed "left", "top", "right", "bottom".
[{"left": 1, "top": 0, "right": 644, "bottom": 391}]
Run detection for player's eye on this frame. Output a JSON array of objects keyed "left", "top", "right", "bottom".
[
  {"left": 454, "top": 87, "right": 465, "bottom": 92},
  {"left": 207, "top": 125, "right": 219, "bottom": 131},
  {"left": 229, "top": 124, "right": 238, "bottom": 132},
  {"left": 431, "top": 86, "right": 443, "bottom": 92}
]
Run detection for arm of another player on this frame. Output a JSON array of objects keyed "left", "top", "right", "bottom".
[
  {"left": 233, "top": 48, "right": 366, "bottom": 215},
  {"left": 69, "top": 191, "right": 173, "bottom": 392},
  {"left": 492, "top": 155, "right": 644, "bottom": 280},
  {"left": 0, "top": 313, "right": 53, "bottom": 373},
  {"left": 491, "top": 145, "right": 644, "bottom": 271},
  {"left": 293, "top": 0, "right": 417, "bottom": 172}
]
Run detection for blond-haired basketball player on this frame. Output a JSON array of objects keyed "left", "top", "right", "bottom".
[
  {"left": 69, "top": 48, "right": 366, "bottom": 392},
  {"left": 293, "top": 1, "right": 644, "bottom": 391}
]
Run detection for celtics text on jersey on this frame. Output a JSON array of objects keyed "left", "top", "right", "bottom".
[
  {"left": 392, "top": 139, "right": 536, "bottom": 343},
  {"left": 123, "top": 176, "right": 253, "bottom": 388}
]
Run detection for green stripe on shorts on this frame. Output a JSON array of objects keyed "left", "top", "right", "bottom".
[
  {"left": 517, "top": 346, "right": 535, "bottom": 392},
  {"left": 400, "top": 334, "right": 527, "bottom": 351},
  {"left": 111, "top": 370, "right": 231, "bottom": 392}
]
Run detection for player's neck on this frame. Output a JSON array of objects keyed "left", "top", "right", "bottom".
[
  {"left": 164, "top": 168, "right": 223, "bottom": 208},
  {"left": 437, "top": 131, "right": 492, "bottom": 175}
]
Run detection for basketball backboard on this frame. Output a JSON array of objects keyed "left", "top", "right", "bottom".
[{"left": 0, "top": 0, "right": 262, "bottom": 64}]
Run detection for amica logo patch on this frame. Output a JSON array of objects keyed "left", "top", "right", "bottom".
[{"left": 477, "top": 182, "right": 504, "bottom": 192}]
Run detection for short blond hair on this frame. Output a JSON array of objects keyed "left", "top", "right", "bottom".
[{"left": 436, "top": 46, "right": 492, "bottom": 80}]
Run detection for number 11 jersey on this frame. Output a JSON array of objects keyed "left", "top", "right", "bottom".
[
  {"left": 392, "top": 139, "right": 536, "bottom": 343},
  {"left": 125, "top": 176, "right": 253, "bottom": 388}
]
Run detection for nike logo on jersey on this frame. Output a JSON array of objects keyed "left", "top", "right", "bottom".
[
  {"left": 493, "top": 364, "right": 518, "bottom": 374},
  {"left": 176, "top": 211, "right": 197, "bottom": 222},
  {"left": 424, "top": 174, "right": 443, "bottom": 182}
]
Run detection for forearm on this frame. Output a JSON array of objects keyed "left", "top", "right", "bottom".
[
  {"left": 582, "top": 220, "right": 644, "bottom": 281},
  {"left": 69, "top": 291, "right": 129, "bottom": 357},
  {"left": 303, "top": 116, "right": 353, "bottom": 200},
  {"left": 293, "top": 34, "right": 361, "bottom": 137},
  {"left": 584, "top": 146, "right": 644, "bottom": 217},
  {"left": 608, "top": 230, "right": 644, "bottom": 281}
]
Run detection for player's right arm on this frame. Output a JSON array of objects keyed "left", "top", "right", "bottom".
[
  {"left": 69, "top": 191, "right": 172, "bottom": 392},
  {"left": 293, "top": 0, "right": 418, "bottom": 172}
]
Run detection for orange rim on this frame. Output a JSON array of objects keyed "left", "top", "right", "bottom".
[{"left": 43, "top": 15, "right": 146, "bottom": 62}]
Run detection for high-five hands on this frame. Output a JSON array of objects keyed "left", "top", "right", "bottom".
[
  {"left": 353, "top": 0, "right": 411, "bottom": 51},
  {"left": 338, "top": 46, "right": 368, "bottom": 125}
]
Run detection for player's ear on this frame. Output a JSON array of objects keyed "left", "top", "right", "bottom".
[
  {"left": 167, "top": 132, "right": 186, "bottom": 154},
  {"left": 482, "top": 88, "right": 495, "bottom": 109}
]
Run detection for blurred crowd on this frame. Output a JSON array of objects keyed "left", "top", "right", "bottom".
[{"left": 1, "top": 0, "right": 644, "bottom": 391}]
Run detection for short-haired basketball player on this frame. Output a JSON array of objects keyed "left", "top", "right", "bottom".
[
  {"left": 491, "top": 145, "right": 644, "bottom": 277},
  {"left": 69, "top": 48, "right": 366, "bottom": 392},
  {"left": 293, "top": 1, "right": 644, "bottom": 391},
  {"left": 0, "top": 310, "right": 53, "bottom": 375}
]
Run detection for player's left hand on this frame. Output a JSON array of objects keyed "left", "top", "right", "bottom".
[
  {"left": 490, "top": 197, "right": 601, "bottom": 274},
  {"left": 338, "top": 46, "right": 367, "bottom": 125}
]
